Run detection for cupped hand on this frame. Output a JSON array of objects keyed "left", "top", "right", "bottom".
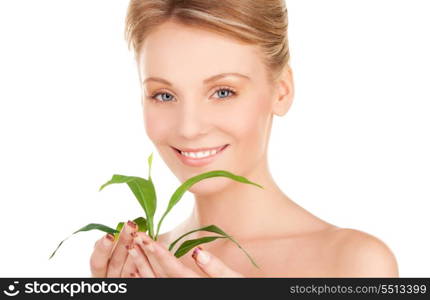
[
  {"left": 90, "top": 220, "right": 139, "bottom": 277},
  {"left": 126, "top": 231, "right": 245, "bottom": 278}
]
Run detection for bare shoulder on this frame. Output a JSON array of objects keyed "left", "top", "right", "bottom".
[{"left": 329, "top": 228, "right": 399, "bottom": 277}]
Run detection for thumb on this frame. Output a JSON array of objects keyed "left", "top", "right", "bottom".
[{"left": 191, "top": 247, "right": 244, "bottom": 278}]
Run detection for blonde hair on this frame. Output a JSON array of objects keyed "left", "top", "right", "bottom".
[{"left": 125, "top": 0, "right": 290, "bottom": 83}]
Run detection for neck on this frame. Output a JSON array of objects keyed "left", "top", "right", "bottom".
[{"left": 186, "top": 155, "right": 295, "bottom": 241}]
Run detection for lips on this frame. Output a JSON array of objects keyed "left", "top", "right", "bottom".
[
  {"left": 172, "top": 144, "right": 229, "bottom": 167},
  {"left": 173, "top": 144, "right": 227, "bottom": 153}
]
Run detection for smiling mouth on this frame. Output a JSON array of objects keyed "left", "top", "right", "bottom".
[{"left": 172, "top": 144, "right": 229, "bottom": 159}]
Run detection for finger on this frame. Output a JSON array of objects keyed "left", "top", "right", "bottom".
[
  {"left": 120, "top": 250, "right": 138, "bottom": 278},
  {"left": 90, "top": 233, "right": 115, "bottom": 277},
  {"left": 133, "top": 232, "right": 165, "bottom": 277},
  {"left": 191, "top": 247, "right": 244, "bottom": 278},
  {"left": 106, "top": 220, "right": 137, "bottom": 277},
  {"left": 134, "top": 231, "right": 199, "bottom": 278},
  {"left": 127, "top": 242, "right": 156, "bottom": 278}
]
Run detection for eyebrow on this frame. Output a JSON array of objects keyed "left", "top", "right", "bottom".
[{"left": 142, "top": 72, "right": 250, "bottom": 86}]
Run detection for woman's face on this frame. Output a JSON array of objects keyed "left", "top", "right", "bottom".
[{"left": 138, "top": 20, "right": 283, "bottom": 195}]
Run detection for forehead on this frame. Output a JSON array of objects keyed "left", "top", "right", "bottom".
[{"left": 138, "top": 21, "right": 265, "bottom": 81}]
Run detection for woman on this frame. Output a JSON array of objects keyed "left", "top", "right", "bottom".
[{"left": 90, "top": 0, "right": 398, "bottom": 277}]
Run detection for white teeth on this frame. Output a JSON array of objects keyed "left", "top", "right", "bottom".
[{"left": 181, "top": 149, "right": 218, "bottom": 158}]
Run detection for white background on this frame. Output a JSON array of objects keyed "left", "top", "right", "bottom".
[{"left": 0, "top": 0, "right": 428, "bottom": 277}]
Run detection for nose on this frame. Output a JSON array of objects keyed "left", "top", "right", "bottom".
[{"left": 176, "top": 100, "right": 209, "bottom": 140}]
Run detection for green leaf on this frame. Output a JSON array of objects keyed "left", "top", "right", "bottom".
[
  {"left": 148, "top": 152, "right": 153, "bottom": 179},
  {"left": 168, "top": 224, "right": 260, "bottom": 269},
  {"left": 168, "top": 225, "right": 232, "bottom": 251},
  {"left": 155, "top": 170, "right": 263, "bottom": 239},
  {"left": 116, "top": 222, "right": 124, "bottom": 231},
  {"left": 49, "top": 223, "right": 118, "bottom": 260},
  {"left": 99, "top": 174, "right": 157, "bottom": 238},
  {"left": 114, "top": 222, "right": 124, "bottom": 241},
  {"left": 133, "top": 217, "right": 147, "bottom": 232},
  {"left": 173, "top": 236, "right": 227, "bottom": 258}
]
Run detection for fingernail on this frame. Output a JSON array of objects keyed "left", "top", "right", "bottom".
[
  {"left": 103, "top": 234, "right": 114, "bottom": 246},
  {"left": 191, "top": 246, "right": 201, "bottom": 259},
  {"left": 193, "top": 247, "right": 209, "bottom": 265},
  {"left": 127, "top": 220, "right": 137, "bottom": 229}
]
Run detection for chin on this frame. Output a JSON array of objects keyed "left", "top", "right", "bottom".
[{"left": 186, "top": 176, "right": 234, "bottom": 196}]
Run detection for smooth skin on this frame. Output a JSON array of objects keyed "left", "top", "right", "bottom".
[{"left": 90, "top": 20, "right": 399, "bottom": 277}]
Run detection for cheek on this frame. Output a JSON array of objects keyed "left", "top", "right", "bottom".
[
  {"left": 143, "top": 107, "right": 171, "bottom": 143},
  {"left": 227, "top": 96, "right": 271, "bottom": 148}
]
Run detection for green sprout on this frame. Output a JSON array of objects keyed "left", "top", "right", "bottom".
[{"left": 49, "top": 153, "right": 263, "bottom": 268}]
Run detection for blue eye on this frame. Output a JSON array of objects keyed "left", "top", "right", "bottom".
[
  {"left": 215, "top": 88, "right": 236, "bottom": 99},
  {"left": 151, "top": 93, "right": 173, "bottom": 102},
  {"left": 149, "top": 87, "right": 237, "bottom": 103}
]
